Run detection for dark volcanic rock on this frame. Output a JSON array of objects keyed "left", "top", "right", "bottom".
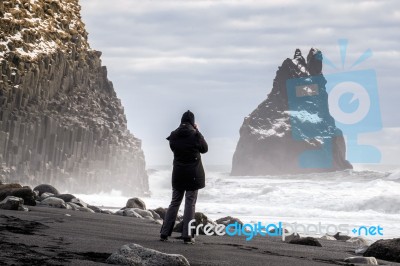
[
  {"left": 289, "top": 237, "right": 322, "bottom": 247},
  {"left": 0, "top": 196, "right": 24, "bottom": 210},
  {"left": 153, "top": 207, "right": 167, "bottom": 220},
  {"left": 33, "top": 184, "right": 59, "bottom": 196},
  {"left": 363, "top": 238, "right": 400, "bottom": 263},
  {"left": 0, "top": 185, "right": 36, "bottom": 206},
  {"left": 231, "top": 48, "right": 352, "bottom": 176},
  {"left": 50, "top": 193, "right": 76, "bottom": 202},
  {"left": 215, "top": 216, "right": 243, "bottom": 226},
  {"left": 174, "top": 212, "right": 216, "bottom": 235},
  {"left": 333, "top": 232, "right": 352, "bottom": 241},
  {"left": 0, "top": 0, "right": 148, "bottom": 195}
]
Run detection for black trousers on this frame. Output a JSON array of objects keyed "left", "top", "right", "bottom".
[{"left": 160, "top": 188, "right": 198, "bottom": 238}]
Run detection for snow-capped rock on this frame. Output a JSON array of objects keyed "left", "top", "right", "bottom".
[{"left": 231, "top": 48, "right": 352, "bottom": 176}]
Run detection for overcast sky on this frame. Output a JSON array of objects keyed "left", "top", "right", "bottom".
[{"left": 80, "top": 0, "right": 400, "bottom": 166}]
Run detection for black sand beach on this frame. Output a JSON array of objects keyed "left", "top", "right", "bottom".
[{"left": 1, "top": 206, "right": 398, "bottom": 266}]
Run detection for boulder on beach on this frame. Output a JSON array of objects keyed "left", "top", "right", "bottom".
[
  {"left": 40, "top": 197, "right": 67, "bottom": 209},
  {"left": 77, "top": 206, "right": 95, "bottom": 213},
  {"left": 344, "top": 256, "right": 378, "bottom": 265},
  {"left": 355, "top": 245, "right": 369, "bottom": 255},
  {"left": 283, "top": 233, "right": 300, "bottom": 242},
  {"left": 106, "top": 243, "right": 190, "bottom": 266},
  {"left": 0, "top": 196, "right": 24, "bottom": 211},
  {"left": 333, "top": 232, "right": 351, "bottom": 241},
  {"left": 33, "top": 184, "right": 60, "bottom": 196},
  {"left": 67, "top": 202, "right": 81, "bottom": 211},
  {"left": 126, "top": 198, "right": 146, "bottom": 210},
  {"left": 148, "top": 210, "right": 161, "bottom": 220},
  {"left": 153, "top": 207, "right": 167, "bottom": 220},
  {"left": 216, "top": 216, "right": 243, "bottom": 226},
  {"left": 289, "top": 237, "right": 322, "bottom": 247},
  {"left": 346, "top": 236, "right": 369, "bottom": 247},
  {"left": 320, "top": 234, "right": 336, "bottom": 241},
  {"left": 363, "top": 238, "right": 400, "bottom": 263},
  {"left": 130, "top": 208, "right": 153, "bottom": 219},
  {"left": 40, "top": 192, "right": 54, "bottom": 201},
  {"left": 123, "top": 208, "right": 144, "bottom": 219},
  {"left": 174, "top": 212, "right": 216, "bottom": 235},
  {"left": 51, "top": 194, "right": 76, "bottom": 203},
  {"left": 70, "top": 198, "right": 88, "bottom": 208},
  {"left": 87, "top": 205, "right": 102, "bottom": 213},
  {"left": 0, "top": 185, "right": 36, "bottom": 206}
]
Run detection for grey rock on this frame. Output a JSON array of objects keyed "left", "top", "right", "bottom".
[
  {"left": 231, "top": 48, "right": 352, "bottom": 176},
  {"left": 70, "top": 198, "right": 88, "bottom": 208},
  {"left": 78, "top": 206, "right": 95, "bottom": 213},
  {"left": 344, "top": 256, "right": 378, "bottom": 265},
  {"left": 126, "top": 198, "right": 146, "bottom": 210},
  {"left": 215, "top": 216, "right": 243, "bottom": 226},
  {"left": 33, "top": 184, "right": 60, "bottom": 196},
  {"left": 148, "top": 209, "right": 161, "bottom": 220},
  {"left": 101, "top": 209, "right": 113, "bottom": 215},
  {"left": 123, "top": 208, "right": 143, "bottom": 219},
  {"left": 289, "top": 237, "right": 322, "bottom": 247},
  {"left": 320, "top": 234, "right": 336, "bottom": 241},
  {"left": 283, "top": 233, "right": 300, "bottom": 242},
  {"left": 346, "top": 236, "right": 369, "bottom": 247},
  {"left": 67, "top": 202, "right": 80, "bottom": 210},
  {"left": 114, "top": 210, "right": 125, "bottom": 216},
  {"left": 334, "top": 232, "right": 351, "bottom": 241},
  {"left": 153, "top": 207, "right": 167, "bottom": 220},
  {"left": 0, "top": 196, "right": 24, "bottom": 210},
  {"left": 51, "top": 194, "right": 76, "bottom": 203},
  {"left": 174, "top": 212, "right": 216, "bottom": 235},
  {"left": 40, "top": 197, "right": 67, "bottom": 209},
  {"left": 355, "top": 246, "right": 369, "bottom": 255},
  {"left": 40, "top": 192, "right": 54, "bottom": 200},
  {"left": 363, "top": 238, "right": 400, "bottom": 263},
  {"left": 130, "top": 208, "right": 153, "bottom": 218},
  {"left": 87, "top": 204, "right": 102, "bottom": 213},
  {"left": 106, "top": 243, "right": 190, "bottom": 266}
]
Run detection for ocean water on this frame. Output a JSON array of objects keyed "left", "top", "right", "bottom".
[{"left": 75, "top": 164, "right": 400, "bottom": 240}]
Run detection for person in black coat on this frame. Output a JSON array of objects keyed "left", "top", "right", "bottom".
[{"left": 160, "top": 110, "right": 208, "bottom": 244}]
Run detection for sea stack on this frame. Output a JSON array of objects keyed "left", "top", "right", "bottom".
[
  {"left": 231, "top": 48, "right": 352, "bottom": 176},
  {"left": 0, "top": 0, "right": 149, "bottom": 195}
]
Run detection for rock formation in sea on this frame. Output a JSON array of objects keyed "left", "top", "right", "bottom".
[
  {"left": 231, "top": 48, "right": 353, "bottom": 176},
  {"left": 0, "top": 0, "right": 149, "bottom": 195}
]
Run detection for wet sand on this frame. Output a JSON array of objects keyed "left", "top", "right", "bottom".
[{"left": 0, "top": 206, "right": 398, "bottom": 266}]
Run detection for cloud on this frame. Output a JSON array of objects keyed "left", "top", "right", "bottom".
[{"left": 80, "top": 0, "right": 400, "bottom": 165}]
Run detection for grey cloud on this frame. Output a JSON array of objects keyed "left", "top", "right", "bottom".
[{"left": 80, "top": 0, "right": 400, "bottom": 165}]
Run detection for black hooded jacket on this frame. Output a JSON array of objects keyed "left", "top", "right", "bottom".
[{"left": 167, "top": 111, "right": 208, "bottom": 191}]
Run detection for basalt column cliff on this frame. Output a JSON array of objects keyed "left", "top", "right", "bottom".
[
  {"left": 232, "top": 49, "right": 353, "bottom": 176},
  {"left": 0, "top": 0, "right": 149, "bottom": 195}
]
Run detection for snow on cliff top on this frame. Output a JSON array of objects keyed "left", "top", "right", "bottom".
[{"left": 0, "top": 0, "right": 89, "bottom": 61}]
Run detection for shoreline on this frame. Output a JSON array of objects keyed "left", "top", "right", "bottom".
[{"left": 1, "top": 205, "right": 399, "bottom": 265}]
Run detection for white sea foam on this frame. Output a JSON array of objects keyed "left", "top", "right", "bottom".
[{"left": 75, "top": 165, "right": 400, "bottom": 240}]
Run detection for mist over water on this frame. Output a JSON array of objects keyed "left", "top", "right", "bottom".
[{"left": 75, "top": 164, "right": 400, "bottom": 240}]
